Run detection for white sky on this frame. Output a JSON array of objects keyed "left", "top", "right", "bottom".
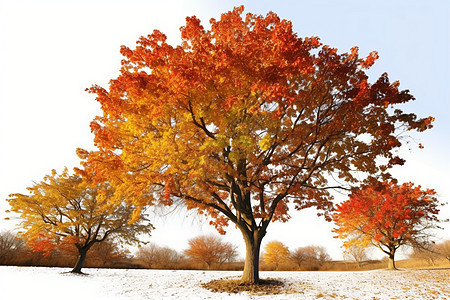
[{"left": 1, "top": 0, "right": 449, "bottom": 260}]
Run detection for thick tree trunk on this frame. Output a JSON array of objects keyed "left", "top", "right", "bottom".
[
  {"left": 387, "top": 249, "right": 397, "bottom": 270},
  {"left": 387, "top": 256, "right": 396, "bottom": 270},
  {"left": 240, "top": 228, "right": 264, "bottom": 284},
  {"left": 72, "top": 247, "right": 89, "bottom": 274}
]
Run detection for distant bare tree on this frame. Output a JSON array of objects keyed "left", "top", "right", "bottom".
[
  {"left": 184, "top": 235, "right": 238, "bottom": 269},
  {"left": 137, "top": 244, "right": 181, "bottom": 269},
  {"left": 409, "top": 245, "right": 441, "bottom": 266},
  {"left": 290, "top": 247, "right": 308, "bottom": 269},
  {"left": 291, "top": 245, "right": 331, "bottom": 270},
  {"left": 315, "top": 246, "right": 332, "bottom": 266},
  {"left": 435, "top": 240, "right": 450, "bottom": 262},
  {"left": 343, "top": 245, "right": 368, "bottom": 267},
  {"left": 0, "top": 231, "right": 26, "bottom": 265},
  {"left": 87, "top": 239, "right": 130, "bottom": 267}
]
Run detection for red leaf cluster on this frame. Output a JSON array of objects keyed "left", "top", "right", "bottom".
[{"left": 333, "top": 181, "right": 442, "bottom": 252}]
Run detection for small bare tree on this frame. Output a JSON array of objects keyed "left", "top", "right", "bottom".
[
  {"left": 409, "top": 245, "right": 441, "bottom": 266},
  {"left": 291, "top": 245, "right": 331, "bottom": 270},
  {"left": 343, "top": 245, "right": 368, "bottom": 267},
  {"left": 290, "top": 247, "right": 308, "bottom": 269},
  {"left": 137, "top": 244, "right": 181, "bottom": 269},
  {"left": 435, "top": 240, "right": 450, "bottom": 262},
  {"left": 0, "top": 231, "right": 26, "bottom": 265},
  {"left": 87, "top": 239, "right": 130, "bottom": 267}
]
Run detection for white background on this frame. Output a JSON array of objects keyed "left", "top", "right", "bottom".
[{"left": 1, "top": 0, "right": 449, "bottom": 260}]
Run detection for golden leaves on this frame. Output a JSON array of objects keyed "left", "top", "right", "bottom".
[
  {"left": 259, "top": 134, "right": 272, "bottom": 151},
  {"left": 7, "top": 169, "right": 152, "bottom": 254},
  {"left": 263, "top": 241, "right": 290, "bottom": 269},
  {"left": 82, "top": 6, "right": 433, "bottom": 238}
]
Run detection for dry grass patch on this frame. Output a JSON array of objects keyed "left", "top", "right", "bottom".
[{"left": 202, "top": 278, "right": 292, "bottom": 295}]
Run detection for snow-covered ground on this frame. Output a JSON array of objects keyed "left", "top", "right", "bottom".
[{"left": 0, "top": 266, "right": 449, "bottom": 299}]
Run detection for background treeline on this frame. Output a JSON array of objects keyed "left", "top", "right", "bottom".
[
  {"left": 261, "top": 241, "right": 332, "bottom": 271},
  {"left": 260, "top": 240, "right": 450, "bottom": 271},
  {"left": 0, "top": 232, "right": 240, "bottom": 270},
  {"left": 0, "top": 231, "right": 135, "bottom": 269},
  {"left": 2, "top": 231, "right": 450, "bottom": 271}
]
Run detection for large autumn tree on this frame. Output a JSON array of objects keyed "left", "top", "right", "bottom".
[
  {"left": 333, "top": 181, "right": 443, "bottom": 270},
  {"left": 7, "top": 168, "right": 152, "bottom": 273},
  {"left": 80, "top": 6, "right": 433, "bottom": 282}
]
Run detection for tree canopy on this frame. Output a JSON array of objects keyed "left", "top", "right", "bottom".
[
  {"left": 263, "top": 241, "right": 290, "bottom": 270},
  {"left": 333, "top": 181, "right": 443, "bottom": 269},
  {"left": 79, "top": 6, "right": 434, "bottom": 282},
  {"left": 184, "top": 235, "right": 237, "bottom": 269},
  {"left": 7, "top": 168, "right": 152, "bottom": 273}
]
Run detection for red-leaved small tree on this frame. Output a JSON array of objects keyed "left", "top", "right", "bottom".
[{"left": 333, "top": 181, "right": 443, "bottom": 270}]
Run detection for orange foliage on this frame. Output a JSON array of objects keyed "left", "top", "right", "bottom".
[
  {"left": 263, "top": 241, "right": 290, "bottom": 270},
  {"left": 79, "top": 6, "right": 434, "bottom": 281},
  {"left": 333, "top": 181, "right": 443, "bottom": 268},
  {"left": 184, "top": 235, "right": 237, "bottom": 269},
  {"left": 7, "top": 168, "right": 152, "bottom": 272},
  {"left": 26, "top": 232, "right": 57, "bottom": 257}
]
